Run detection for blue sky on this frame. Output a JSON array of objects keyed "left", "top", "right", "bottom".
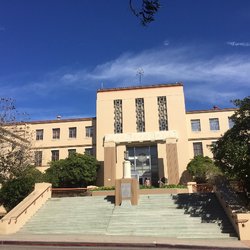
[{"left": 0, "top": 0, "right": 250, "bottom": 121}]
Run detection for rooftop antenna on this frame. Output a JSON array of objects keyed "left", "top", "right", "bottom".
[
  {"left": 136, "top": 68, "right": 144, "bottom": 85},
  {"left": 101, "top": 82, "right": 104, "bottom": 89}
]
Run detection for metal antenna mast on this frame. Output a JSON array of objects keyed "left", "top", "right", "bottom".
[{"left": 136, "top": 68, "right": 144, "bottom": 85}]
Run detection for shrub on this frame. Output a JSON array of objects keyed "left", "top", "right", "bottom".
[
  {"left": 0, "top": 166, "right": 43, "bottom": 211},
  {"left": 44, "top": 153, "right": 99, "bottom": 188}
]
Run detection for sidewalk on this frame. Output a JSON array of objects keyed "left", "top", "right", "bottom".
[{"left": 0, "top": 234, "right": 249, "bottom": 249}]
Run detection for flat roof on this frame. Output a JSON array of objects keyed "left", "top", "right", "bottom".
[
  {"left": 186, "top": 108, "right": 237, "bottom": 114},
  {"left": 97, "top": 83, "right": 183, "bottom": 93},
  {"left": 26, "top": 117, "right": 96, "bottom": 125}
]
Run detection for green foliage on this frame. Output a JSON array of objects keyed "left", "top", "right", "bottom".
[
  {"left": 187, "top": 156, "right": 221, "bottom": 183},
  {"left": 0, "top": 166, "right": 43, "bottom": 211},
  {"left": 129, "top": 0, "right": 161, "bottom": 26},
  {"left": 212, "top": 96, "right": 250, "bottom": 189},
  {"left": 92, "top": 186, "right": 115, "bottom": 191},
  {"left": 44, "top": 153, "right": 99, "bottom": 188},
  {"left": 162, "top": 184, "right": 187, "bottom": 189}
]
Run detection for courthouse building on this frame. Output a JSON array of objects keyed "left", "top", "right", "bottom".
[{"left": 27, "top": 83, "right": 235, "bottom": 186}]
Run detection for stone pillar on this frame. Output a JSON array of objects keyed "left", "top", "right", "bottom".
[
  {"left": 104, "top": 142, "right": 116, "bottom": 187},
  {"left": 115, "top": 178, "right": 139, "bottom": 206},
  {"left": 166, "top": 143, "right": 180, "bottom": 184}
]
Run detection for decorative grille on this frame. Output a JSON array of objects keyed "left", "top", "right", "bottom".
[
  {"left": 135, "top": 98, "right": 145, "bottom": 132},
  {"left": 157, "top": 96, "right": 168, "bottom": 131},
  {"left": 114, "top": 99, "right": 123, "bottom": 133}
]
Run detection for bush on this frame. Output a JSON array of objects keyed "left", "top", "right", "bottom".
[
  {"left": 0, "top": 166, "right": 43, "bottom": 211},
  {"left": 187, "top": 156, "right": 221, "bottom": 183},
  {"left": 44, "top": 153, "right": 99, "bottom": 188}
]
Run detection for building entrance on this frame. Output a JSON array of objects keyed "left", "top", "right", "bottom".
[{"left": 127, "top": 145, "right": 158, "bottom": 186}]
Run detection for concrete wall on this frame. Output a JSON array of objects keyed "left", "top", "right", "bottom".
[
  {"left": 28, "top": 118, "right": 96, "bottom": 171},
  {"left": 0, "top": 183, "right": 51, "bottom": 234},
  {"left": 186, "top": 109, "right": 236, "bottom": 160},
  {"left": 96, "top": 84, "right": 190, "bottom": 185}
]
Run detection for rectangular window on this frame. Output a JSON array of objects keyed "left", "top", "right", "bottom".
[
  {"left": 85, "top": 126, "right": 93, "bottom": 137},
  {"left": 69, "top": 127, "right": 77, "bottom": 138},
  {"left": 135, "top": 98, "right": 145, "bottom": 132},
  {"left": 52, "top": 128, "right": 60, "bottom": 139},
  {"left": 34, "top": 151, "right": 42, "bottom": 166},
  {"left": 193, "top": 142, "right": 203, "bottom": 156},
  {"left": 51, "top": 150, "right": 59, "bottom": 161},
  {"left": 191, "top": 119, "right": 201, "bottom": 131},
  {"left": 228, "top": 117, "right": 234, "bottom": 129},
  {"left": 36, "top": 129, "right": 43, "bottom": 140},
  {"left": 85, "top": 148, "right": 93, "bottom": 155},
  {"left": 68, "top": 149, "right": 76, "bottom": 157},
  {"left": 157, "top": 96, "right": 168, "bottom": 131},
  {"left": 209, "top": 118, "right": 220, "bottom": 131},
  {"left": 114, "top": 99, "right": 123, "bottom": 133}
]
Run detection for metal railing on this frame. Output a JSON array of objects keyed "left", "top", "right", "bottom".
[{"left": 1, "top": 186, "right": 51, "bottom": 224}]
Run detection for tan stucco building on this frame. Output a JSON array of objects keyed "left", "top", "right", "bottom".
[{"left": 26, "top": 83, "right": 235, "bottom": 186}]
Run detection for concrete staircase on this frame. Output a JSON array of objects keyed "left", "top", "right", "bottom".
[{"left": 17, "top": 193, "right": 237, "bottom": 239}]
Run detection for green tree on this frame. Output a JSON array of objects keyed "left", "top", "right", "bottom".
[
  {"left": 212, "top": 96, "right": 250, "bottom": 189},
  {"left": 187, "top": 155, "right": 221, "bottom": 183},
  {"left": 129, "top": 0, "right": 161, "bottom": 26},
  {"left": 0, "top": 166, "right": 44, "bottom": 211},
  {"left": 44, "top": 153, "right": 99, "bottom": 188},
  {"left": 0, "top": 98, "right": 33, "bottom": 184}
]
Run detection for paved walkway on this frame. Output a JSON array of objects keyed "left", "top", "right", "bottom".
[{"left": 0, "top": 234, "right": 249, "bottom": 249}]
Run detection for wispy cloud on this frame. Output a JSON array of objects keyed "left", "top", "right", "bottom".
[
  {"left": 163, "top": 40, "right": 169, "bottom": 46},
  {"left": 227, "top": 41, "right": 250, "bottom": 47},
  {"left": 1, "top": 45, "right": 249, "bottom": 115}
]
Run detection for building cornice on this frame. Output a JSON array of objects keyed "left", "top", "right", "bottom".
[
  {"left": 97, "top": 83, "right": 183, "bottom": 93},
  {"left": 186, "top": 108, "right": 237, "bottom": 114}
]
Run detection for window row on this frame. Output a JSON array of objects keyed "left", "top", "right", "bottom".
[
  {"left": 114, "top": 96, "right": 168, "bottom": 133},
  {"left": 34, "top": 148, "right": 94, "bottom": 166},
  {"left": 191, "top": 117, "right": 234, "bottom": 132},
  {"left": 36, "top": 126, "right": 93, "bottom": 140}
]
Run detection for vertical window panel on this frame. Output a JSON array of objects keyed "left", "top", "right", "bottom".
[
  {"left": 158, "top": 96, "right": 168, "bottom": 131},
  {"left": 135, "top": 98, "right": 145, "bottom": 132},
  {"left": 114, "top": 99, "right": 123, "bottom": 133}
]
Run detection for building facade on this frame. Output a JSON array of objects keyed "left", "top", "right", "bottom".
[{"left": 25, "top": 83, "right": 235, "bottom": 186}]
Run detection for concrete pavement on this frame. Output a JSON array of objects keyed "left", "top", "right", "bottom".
[{"left": 0, "top": 234, "right": 250, "bottom": 249}]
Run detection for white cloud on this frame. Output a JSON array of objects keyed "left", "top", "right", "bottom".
[
  {"left": 1, "top": 45, "right": 249, "bottom": 109},
  {"left": 227, "top": 41, "right": 250, "bottom": 47},
  {"left": 163, "top": 40, "right": 169, "bottom": 46}
]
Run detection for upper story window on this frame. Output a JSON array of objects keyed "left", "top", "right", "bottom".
[
  {"left": 36, "top": 129, "right": 44, "bottom": 140},
  {"left": 228, "top": 117, "right": 234, "bottom": 129},
  {"left": 114, "top": 99, "right": 123, "bottom": 133},
  {"left": 193, "top": 142, "right": 203, "bottom": 156},
  {"left": 135, "top": 98, "right": 145, "bottom": 132},
  {"left": 34, "top": 151, "right": 42, "bottom": 166},
  {"left": 68, "top": 149, "right": 76, "bottom": 157},
  {"left": 85, "top": 148, "right": 94, "bottom": 155},
  {"left": 85, "top": 126, "right": 93, "bottom": 137},
  {"left": 51, "top": 150, "right": 59, "bottom": 161},
  {"left": 209, "top": 118, "right": 220, "bottom": 131},
  {"left": 52, "top": 128, "right": 60, "bottom": 139},
  {"left": 191, "top": 119, "right": 201, "bottom": 132},
  {"left": 157, "top": 96, "right": 168, "bottom": 131},
  {"left": 69, "top": 127, "right": 77, "bottom": 138}
]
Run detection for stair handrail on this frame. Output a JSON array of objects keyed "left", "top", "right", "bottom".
[{"left": 1, "top": 185, "right": 51, "bottom": 224}]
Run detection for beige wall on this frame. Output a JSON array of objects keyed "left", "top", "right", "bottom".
[
  {"left": 3, "top": 84, "right": 236, "bottom": 186},
  {"left": 29, "top": 118, "right": 96, "bottom": 170},
  {"left": 186, "top": 109, "right": 236, "bottom": 159},
  {"left": 96, "top": 84, "right": 190, "bottom": 185}
]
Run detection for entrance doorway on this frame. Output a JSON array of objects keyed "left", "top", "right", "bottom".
[{"left": 127, "top": 145, "right": 158, "bottom": 186}]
